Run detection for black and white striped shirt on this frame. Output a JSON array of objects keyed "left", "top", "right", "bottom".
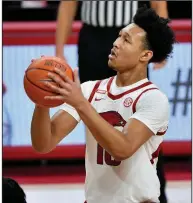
[{"left": 81, "top": 1, "right": 138, "bottom": 27}]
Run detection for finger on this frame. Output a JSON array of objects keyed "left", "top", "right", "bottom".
[
  {"left": 153, "top": 63, "right": 161, "bottom": 70},
  {"left": 31, "top": 56, "right": 45, "bottom": 64},
  {"left": 44, "top": 95, "right": 65, "bottom": 101},
  {"left": 44, "top": 81, "right": 61, "bottom": 93},
  {"left": 47, "top": 73, "right": 72, "bottom": 91},
  {"left": 153, "top": 64, "right": 163, "bottom": 70},
  {"left": 153, "top": 60, "right": 167, "bottom": 70},
  {"left": 73, "top": 68, "right": 80, "bottom": 86},
  {"left": 47, "top": 72, "right": 66, "bottom": 87},
  {"left": 44, "top": 82, "right": 69, "bottom": 96},
  {"left": 153, "top": 64, "right": 158, "bottom": 70},
  {"left": 54, "top": 68, "right": 73, "bottom": 85},
  {"left": 56, "top": 55, "right": 66, "bottom": 61}
]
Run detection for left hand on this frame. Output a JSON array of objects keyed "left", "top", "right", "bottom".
[
  {"left": 44, "top": 67, "right": 86, "bottom": 108},
  {"left": 153, "top": 60, "right": 167, "bottom": 70}
]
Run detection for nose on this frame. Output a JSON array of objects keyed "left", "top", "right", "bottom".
[{"left": 113, "top": 37, "right": 120, "bottom": 49}]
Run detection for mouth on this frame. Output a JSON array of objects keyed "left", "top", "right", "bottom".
[{"left": 108, "top": 49, "right": 117, "bottom": 59}]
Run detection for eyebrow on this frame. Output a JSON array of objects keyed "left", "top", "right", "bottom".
[
  {"left": 125, "top": 32, "right": 131, "bottom": 38},
  {"left": 120, "top": 30, "right": 131, "bottom": 38}
]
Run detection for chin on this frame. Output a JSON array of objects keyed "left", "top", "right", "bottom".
[{"left": 108, "top": 60, "right": 116, "bottom": 70}]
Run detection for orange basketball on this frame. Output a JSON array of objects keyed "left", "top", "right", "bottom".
[{"left": 23, "top": 56, "right": 73, "bottom": 108}]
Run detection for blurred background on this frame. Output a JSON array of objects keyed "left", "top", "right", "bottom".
[{"left": 2, "top": 1, "right": 192, "bottom": 203}]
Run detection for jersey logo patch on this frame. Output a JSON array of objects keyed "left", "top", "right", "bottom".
[
  {"left": 96, "top": 89, "right": 106, "bottom": 94},
  {"left": 123, "top": 97, "right": 133, "bottom": 107}
]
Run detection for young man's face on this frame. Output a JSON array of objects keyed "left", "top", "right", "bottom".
[{"left": 108, "top": 23, "right": 151, "bottom": 72}]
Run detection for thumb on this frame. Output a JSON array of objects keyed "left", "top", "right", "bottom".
[{"left": 73, "top": 68, "right": 80, "bottom": 86}]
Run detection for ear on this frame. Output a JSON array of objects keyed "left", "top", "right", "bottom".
[{"left": 139, "top": 50, "right": 153, "bottom": 63}]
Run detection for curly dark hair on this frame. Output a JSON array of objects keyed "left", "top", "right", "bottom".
[
  {"left": 3, "top": 177, "right": 27, "bottom": 203},
  {"left": 133, "top": 6, "right": 176, "bottom": 63}
]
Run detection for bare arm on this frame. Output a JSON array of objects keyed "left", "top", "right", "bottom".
[
  {"left": 31, "top": 106, "right": 78, "bottom": 153},
  {"left": 41, "top": 66, "right": 168, "bottom": 161},
  {"left": 76, "top": 100, "right": 153, "bottom": 161},
  {"left": 150, "top": 1, "right": 168, "bottom": 18},
  {"left": 55, "top": 1, "right": 78, "bottom": 58},
  {"left": 74, "top": 90, "right": 168, "bottom": 161},
  {"left": 150, "top": 1, "right": 168, "bottom": 69}
]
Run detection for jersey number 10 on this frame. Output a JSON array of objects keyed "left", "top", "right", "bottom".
[{"left": 97, "top": 144, "right": 121, "bottom": 166}]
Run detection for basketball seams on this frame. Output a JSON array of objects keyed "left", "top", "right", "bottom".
[
  {"left": 25, "top": 73, "right": 59, "bottom": 94},
  {"left": 26, "top": 67, "right": 60, "bottom": 73},
  {"left": 24, "top": 76, "right": 62, "bottom": 107},
  {"left": 24, "top": 56, "right": 73, "bottom": 107}
]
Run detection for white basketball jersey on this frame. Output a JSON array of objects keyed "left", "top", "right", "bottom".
[{"left": 60, "top": 77, "right": 169, "bottom": 203}]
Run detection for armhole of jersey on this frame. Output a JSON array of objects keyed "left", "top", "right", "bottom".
[
  {"left": 88, "top": 80, "right": 102, "bottom": 103},
  {"left": 131, "top": 87, "right": 168, "bottom": 136},
  {"left": 156, "top": 127, "right": 168, "bottom": 136}
]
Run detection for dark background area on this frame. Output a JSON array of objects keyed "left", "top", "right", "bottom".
[{"left": 3, "top": 1, "right": 192, "bottom": 22}]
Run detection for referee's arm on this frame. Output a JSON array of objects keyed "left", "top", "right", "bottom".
[
  {"left": 150, "top": 1, "right": 168, "bottom": 69},
  {"left": 55, "top": 1, "right": 78, "bottom": 59},
  {"left": 150, "top": 1, "right": 168, "bottom": 18}
]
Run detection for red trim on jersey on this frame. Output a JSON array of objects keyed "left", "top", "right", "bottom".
[
  {"left": 150, "top": 144, "right": 162, "bottom": 164},
  {"left": 107, "top": 77, "right": 152, "bottom": 100},
  {"left": 132, "top": 88, "right": 158, "bottom": 113},
  {"left": 157, "top": 127, "right": 168, "bottom": 135},
  {"left": 88, "top": 81, "right": 102, "bottom": 103}
]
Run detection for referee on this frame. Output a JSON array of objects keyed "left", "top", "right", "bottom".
[{"left": 55, "top": 1, "right": 168, "bottom": 203}]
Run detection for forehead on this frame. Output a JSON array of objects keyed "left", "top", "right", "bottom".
[{"left": 121, "top": 23, "right": 146, "bottom": 38}]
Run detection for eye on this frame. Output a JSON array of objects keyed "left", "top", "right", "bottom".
[{"left": 124, "top": 38, "right": 130, "bottom": 43}]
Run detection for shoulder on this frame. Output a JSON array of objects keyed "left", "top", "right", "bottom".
[
  {"left": 81, "top": 80, "right": 102, "bottom": 99},
  {"left": 140, "top": 89, "right": 169, "bottom": 105},
  {"left": 81, "top": 80, "right": 98, "bottom": 90},
  {"left": 131, "top": 88, "right": 169, "bottom": 135},
  {"left": 81, "top": 78, "right": 110, "bottom": 92},
  {"left": 81, "top": 78, "right": 111, "bottom": 99},
  {"left": 135, "top": 87, "right": 169, "bottom": 114}
]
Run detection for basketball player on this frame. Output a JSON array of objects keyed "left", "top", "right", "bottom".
[
  {"left": 56, "top": 2, "right": 169, "bottom": 203},
  {"left": 31, "top": 7, "right": 175, "bottom": 203}
]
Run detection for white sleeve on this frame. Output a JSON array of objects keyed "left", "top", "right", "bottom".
[
  {"left": 59, "top": 80, "right": 98, "bottom": 122},
  {"left": 130, "top": 90, "right": 169, "bottom": 135}
]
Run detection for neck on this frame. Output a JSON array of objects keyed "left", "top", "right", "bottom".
[{"left": 116, "top": 66, "right": 147, "bottom": 87}]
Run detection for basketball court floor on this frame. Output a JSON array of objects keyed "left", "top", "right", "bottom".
[
  {"left": 22, "top": 181, "right": 191, "bottom": 203},
  {"left": 3, "top": 163, "right": 191, "bottom": 203}
]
